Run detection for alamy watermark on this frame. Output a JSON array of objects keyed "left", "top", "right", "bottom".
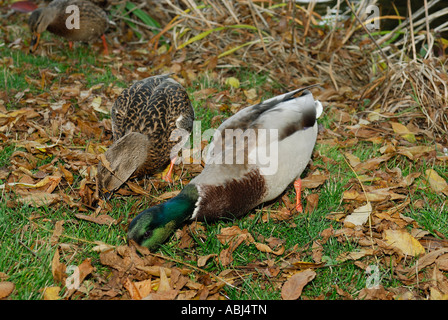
[
  {"left": 65, "top": 5, "right": 80, "bottom": 30},
  {"left": 365, "top": 5, "right": 380, "bottom": 31},
  {"left": 365, "top": 264, "right": 381, "bottom": 289}
]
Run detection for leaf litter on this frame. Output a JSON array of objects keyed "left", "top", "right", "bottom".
[{"left": 1, "top": 0, "right": 448, "bottom": 300}]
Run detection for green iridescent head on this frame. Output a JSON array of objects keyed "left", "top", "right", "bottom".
[{"left": 127, "top": 186, "right": 198, "bottom": 250}]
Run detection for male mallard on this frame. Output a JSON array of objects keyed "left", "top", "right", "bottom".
[
  {"left": 97, "top": 74, "right": 195, "bottom": 198},
  {"left": 28, "top": 0, "right": 109, "bottom": 53},
  {"left": 128, "top": 87, "right": 323, "bottom": 250}
]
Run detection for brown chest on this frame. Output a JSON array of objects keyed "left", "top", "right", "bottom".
[{"left": 193, "top": 169, "right": 267, "bottom": 221}]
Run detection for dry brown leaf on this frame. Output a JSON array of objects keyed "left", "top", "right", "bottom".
[
  {"left": 358, "top": 285, "right": 394, "bottom": 300},
  {"left": 343, "top": 188, "right": 406, "bottom": 202},
  {"left": 158, "top": 267, "right": 171, "bottom": 293},
  {"left": 397, "top": 145, "right": 434, "bottom": 160},
  {"left": 281, "top": 269, "right": 316, "bottom": 300},
  {"left": 157, "top": 190, "right": 181, "bottom": 200},
  {"left": 50, "top": 220, "right": 65, "bottom": 246},
  {"left": 127, "top": 182, "right": 150, "bottom": 195},
  {"left": 51, "top": 248, "right": 66, "bottom": 284},
  {"left": 254, "top": 242, "right": 285, "bottom": 255},
  {"left": 344, "top": 202, "right": 372, "bottom": 227},
  {"left": 301, "top": 172, "right": 328, "bottom": 189},
  {"left": 124, "top": 278, "right": 142, "bottom": 300},
  {"left": 305, "top": 193, "right": 319, "bottom": 214},
  {"left": 142, "top": 289, "right": 179, "bottom": 300},
  {"left": 74, "top": 213, "right": 116, "bottom": 225},
  {"left": 344, "top": 152, "right": 361, "bottom": 167},
  {"left": 337, "top": 248, "right": 375, "bottom": 262},
  {"left": 197, "top": 254, "right": 217, "bottom": 267},
  {"left": 425, "top": 169, "right": 448, "bottom": 195},
  {"left": 0, "top": 281, "right": 15, "bottom": 299},
  {"left": 134, "top": 279, "right": 152, "bottom": 299},
  {"left": 353, "top": 154, "right": 392, "bottom": 173},
  {"left": 390, "top": 122, "right": 416, "bottom": 143},
  {"left": 383, "top": 229, "right": 425, "bottom": 257},
  {"left": 17, "top": 192, "right": 60, "bottom": 207}
]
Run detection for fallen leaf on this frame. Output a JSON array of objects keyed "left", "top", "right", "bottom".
[
  {"left": 50, "top": 220, "right": 65, "bottom": 246},
  {"left": 353, "top": 154, "right": 392, "bottom": 173},
  {"left": 305, "top": 193, "right": 319, "bottom": 214},
  {"left": 135, "top": 279, "right": 152, "bottom": 298},
  {"left": 383, "top": 229, "right": 425, "bottom": 257},
  {"left": 157, "top": 267, "right": 171, "bottom": 292},
  {"left": 124, "top": 278, "right": 142, "bottom": 300},
  {"left": 425, "top": 169, "right": 448, "bottom": 195},
  {"left": 390, "top": 122, "right": 416, "bottom": 143},
  {"left": 301, "top": 172, "right": 328, "bottom": 189},
  {"left": 51, "top": 248, "right": 66, "bottom": 284},
  {"left": 43, "top": 286, "right": 61, "bottom": 300},
  {"left": 0, "top": 281, "right": 15, "bottom": 299},
  {"left": 337, "top": 248, "right": 375, "bottom": 262},
  {"left": 74, "top": 213, "right": 117, "bottom": 225},
  {"left": 17, "top": 192, "right": 60, "bottom": 207},
  {"left": 281, "top": 269, "right": 316, "bottom": 300},
  {"left": 254, "top": 242, "right": 285, "bottom": 255},
  {"left": 127, "top": 182, "right": 150, "bottom": 195},
  {"left": 344, "top": 202, "right": 372, "bottom": 227},
  {"left": 344, "top": 152, "right": 361, "bottom": 167},
  {"left": 91, "top": 241, "right": 115, "bottom": 253},
  {"left": 197, "top": 254, "right": 217, "bottom": 267},
  {"left": 156, "top": 190, "right": 181, "bottom": 200},
  {"left": 358, "top": 285, "right": 393, "bottom": 300},
  {"left": 225, "top": 77, "right": 240, "bottom": 88}
]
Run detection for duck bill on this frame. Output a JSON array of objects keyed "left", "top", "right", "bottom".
[{"left": 30, "top": 32, "right": 40, "bottom": 53}]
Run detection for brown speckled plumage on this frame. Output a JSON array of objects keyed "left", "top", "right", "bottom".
[
  {"left": 28, "top": 0, "right": 108, "bottom": 52},
  {"left": 97, "top": 74, "right": 194, "bottom": 195}
]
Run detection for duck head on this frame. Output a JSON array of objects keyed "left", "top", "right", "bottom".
[
  {"left": 127, "top": 186, "right": 198, "bottom": 250},
  {"left": 97, "top": 132, "right": 151, "bottom": 199},
  {"left": 28, "top": 7, "right": 58, "bottom": 53}
]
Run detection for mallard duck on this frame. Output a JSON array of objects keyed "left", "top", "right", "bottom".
[
  {"left": 128, "top": 87, "right": 323, "bottom": 250},
  {"left": 97, "top": 74, "right": 195, "bottom": 198},
  {"left": 28, "top": 0, "right": 109, "bottom": 54}
]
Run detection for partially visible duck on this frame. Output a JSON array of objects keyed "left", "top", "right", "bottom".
[
  {"left": 128, "top": 87, "right": 323, "bottom": 250},
  {"left": 97, "top": 74, "right": 195, "bottom": 198},
  {"left": 28, "top": 0, "right": 109, "bottom": 53}
]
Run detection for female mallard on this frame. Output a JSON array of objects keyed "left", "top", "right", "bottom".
[
  {"left": 97, "top": 74, "right": 195, "bottom": 198},
  {"left": 28, "top": 0, "right": 109, "bottom": 53},
  {"left": 128, "top": 87, "right": 323, "bottom": 250}
]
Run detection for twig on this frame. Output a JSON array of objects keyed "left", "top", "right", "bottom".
[
  {"left": 18, "top": 240, "right": 41, "bottom": 260},
  {"left": 407, "top": 0, "right": 417, "bottom": 61}
]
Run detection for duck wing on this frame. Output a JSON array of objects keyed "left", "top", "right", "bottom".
[
  {"left": 111, "top": 74, "right": 193, "bottom": 140},
  {"left": 202, "top": 88, "right": 321, "bottom": 174}
]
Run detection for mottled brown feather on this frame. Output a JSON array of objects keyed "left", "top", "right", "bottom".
[
  {"left": 28, "top": 0, "right": 108, "bottom": 44},
  {"left": 97, "top": 75, "right": 194, "bottom": 193}
]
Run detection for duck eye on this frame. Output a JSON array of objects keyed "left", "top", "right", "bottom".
[{"left": 143, "top": 230, "right": 152, "bottom": 239}]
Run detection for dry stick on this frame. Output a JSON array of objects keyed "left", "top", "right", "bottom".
[
  {"left": 248, "top": 0, "right": 268, "bottom": 56},
  {"left": 222, "top": 0, "right": 240, "bottom": 24},
  {"left": 302, "top": 0, "right": 316, "bottom": 44},
  {"left": 182, "top": 0, "right": 212, "bottom": 29},
  {"left": 407, "top": 0, "right": 417, "bottom": 61},
  {"left": 423, "top": 0, "right": 431, "bottom": 58}
]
